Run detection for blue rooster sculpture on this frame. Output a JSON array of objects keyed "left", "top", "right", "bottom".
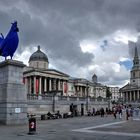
[{"left": 0, "top": 21, "right": 19, "bottom": 60}]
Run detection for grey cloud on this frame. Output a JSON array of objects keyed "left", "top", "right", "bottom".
[
  {"left": 1, "top": 0, "right": 140, "bottom": 86},
  {"left": 25, "top": 0, "right": 140, "bottom": 34},
  {"left": 0, "top": 2, "right": 94, "bottom": 67},
  {"left": 0, "top": 10, "right": 11, "bottom": 35},
  {"left": 98, "top": 73, "right": 129, "bottom": 86}
]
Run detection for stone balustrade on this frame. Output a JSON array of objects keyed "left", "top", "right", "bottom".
[{"left": 27, "top": 94, "right": 106, "bottom": 102}]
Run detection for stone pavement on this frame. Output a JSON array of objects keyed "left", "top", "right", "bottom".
[{"left": 0, "top": 115, "right": 140, "bottom": 140}]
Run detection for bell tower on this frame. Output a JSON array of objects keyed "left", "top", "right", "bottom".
[{"left": 130, "top": 45, "right": 140, "bottom": 86}]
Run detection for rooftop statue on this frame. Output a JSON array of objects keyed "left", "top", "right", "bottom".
[{"left": 0, "top": 21, "right": 19, "bottom": 60}]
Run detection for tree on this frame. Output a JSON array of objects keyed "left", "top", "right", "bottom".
[
  {"left": 106, "top": 87, "right": 112, "bottom": 109},
  {"left": 106, "top": 87, "right": 112, "bottom": 99}
]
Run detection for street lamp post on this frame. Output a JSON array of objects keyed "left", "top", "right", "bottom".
[
  {"left": 52, "top": 92, "right": 57, "bottom": 112},
  {"left": 86, "top": 82, "right": 89, "bottom": 111},
  {"left": 108, "top": 97, "right": 111, "bottom": 109}
]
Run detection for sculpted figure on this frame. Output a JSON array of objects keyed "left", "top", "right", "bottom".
[{"left": 0, "top": 21, "right": 19, "bottom": 59}]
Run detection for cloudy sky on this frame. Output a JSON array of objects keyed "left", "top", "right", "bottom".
[{"left": 1, "top": 0, "right": 140, "bottom": 87}]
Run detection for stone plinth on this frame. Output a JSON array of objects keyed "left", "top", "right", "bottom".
[{"left": 0, "top": 60, "right": 27, "bottom": 125}]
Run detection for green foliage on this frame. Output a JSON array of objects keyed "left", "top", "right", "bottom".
[
  {"left": 106, "top": 87, "right": 112, "bottom": 98},
  {"left": 112, "top": 100, "right": 117, "bottom": 104}
]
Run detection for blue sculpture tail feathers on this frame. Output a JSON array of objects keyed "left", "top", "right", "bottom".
[{"left": 0, "top": 37, "right": 4, "bottom": 55}]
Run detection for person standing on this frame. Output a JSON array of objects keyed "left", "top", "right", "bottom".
[{"left": 100, "top": 108, "right": 105, "bottom": 117}]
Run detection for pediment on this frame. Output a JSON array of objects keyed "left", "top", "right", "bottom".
[
  {"left": 23, "top": 67, "right": 69, "bottom": 79},
  {"left": 120, "top": 83, "right": 139, "bottom": 91},
  {"left": 46, "top": 69, "right": 69, "bottom": 77}
]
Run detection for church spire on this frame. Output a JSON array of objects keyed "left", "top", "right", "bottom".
[
  {"left": 133, "top": 44, "right": 139, "bottom": 67},
  {"left": 134, "top": 45, "right": 138, "bottom": 58}
]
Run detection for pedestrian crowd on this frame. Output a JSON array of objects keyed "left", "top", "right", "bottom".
[{"left": 87, "top": 104, "right": 140, "bottom": 120}]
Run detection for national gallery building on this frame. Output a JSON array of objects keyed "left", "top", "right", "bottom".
[{"left": 23, "top": 46, "right": 108, "bottom": 99}]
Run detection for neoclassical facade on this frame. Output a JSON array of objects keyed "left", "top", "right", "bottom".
[
  {"left": 120, "top": 46, "right": 140, "bottom": 102},
  {"left": 68, "top": 78, "right": 88, "bottom": 97},
  {"left": 67, "top": 74, "right": 107, "bottom": 98},
  {"left": 23, "top": 46, "right": 119, "bottom": 100},
  {"left": 23, "top": 46, "right": 69, "bottom": 96},
  {"left": 109, "top": 87, "right": 119, "bottom": 101}
]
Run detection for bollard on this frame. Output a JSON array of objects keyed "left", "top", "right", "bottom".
[{"left": 28, "top": 114, "right": 36, "bottom": 135}]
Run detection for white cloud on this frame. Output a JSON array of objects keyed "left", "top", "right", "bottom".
[
  {"left": 80, "top": 40, "right": 98, "bottom": 53},
  {"left": 79, "top": 34, "right": 131, "bottom": 87},
  {"left": 14, "top": 45, "right": 37, "bottom": 65},
  {"left": 119, "top": 57, "right": 131, "bottom": 62},
  {"left": 113, "top": 30, "right": 137, "bottom": 44}
]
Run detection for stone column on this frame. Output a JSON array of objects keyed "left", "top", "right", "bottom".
[
  {"left": 63, "top": 81, "right": 66, "bottom": 95},
  {"left": 84, "top": 87, "right": 86, "bottom": 97},
  {"left": 29, "top": 77, "right": 32, "bottom": 94},
  {"left": 130, "top": 91, "right": 132, "bottom": 102},
  {"left": 39, "top": 77, "right": 42, "bottom": 95},
  {"left": 49, "top": 78, "right": 52, "bottom": 91},
  {"left": 58, "top": 79, "right": 60, "bottom": 90},
  {"left": 34, "top": 76, "right": 36, "bottom": 95},
  {"left": 44, "top": 77, "right": 47, "bottom": 92},
  {"left": 62, "top": 81, "right": 64, "bottom": 95},
  {"left": 0, "top": 60, "right": 27, "bottom": 125},
  {"left": 133, "top": 91, "right": 136, "bottom": 101},
  {"left": 126, "top": 92, "right": 128, "bottom": 102},
  {"left": 80, "top": 86, "right": 82, "bottom": 97},
  {"left": 24, "top": 77, "right": 28, "bottom": 94}
]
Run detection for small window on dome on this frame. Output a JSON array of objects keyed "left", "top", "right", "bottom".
[{"left": 37, "top": 62, "right": 39, "bottom": 68}]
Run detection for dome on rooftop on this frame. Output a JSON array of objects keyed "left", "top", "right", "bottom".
[
  {"left": 29, "top": 46, "right": 48, "bottom": 62},
  {"left": 92, "top": 74, "right": 97, "bottom": 83}
]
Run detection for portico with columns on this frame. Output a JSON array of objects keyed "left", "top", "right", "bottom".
[
  {"left": 24, "top": 74, "right": 68, "bottom": 95},
  {"left": 121, "top": 84, "right": 140, "bottom": 102},
  {"left": 23, "top": 46, "right": 69, "bottom": 96}
]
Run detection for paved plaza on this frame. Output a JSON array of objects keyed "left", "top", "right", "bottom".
[{"left": 0, "top": 114, "right": 140, "bottom": 140}]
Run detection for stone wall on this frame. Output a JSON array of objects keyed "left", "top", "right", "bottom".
[
  {"left": 0, "top": 60, "right": 27, "bottom": 125},
  {"left": 27, "top": 95, "right": 109, "bottom": 116}
]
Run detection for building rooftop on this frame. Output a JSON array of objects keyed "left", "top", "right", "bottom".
[{"left": 29, "top": 46, "right": 49, "bottom": 62}]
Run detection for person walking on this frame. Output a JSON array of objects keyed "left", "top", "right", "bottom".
[
  {"left": 118, "top": 106, "right": 122, "bottom": 119},
  {"left": 130, "top": 107, "right": 134, "bottom": 120},
  {"left": 113, "top": 107, "right": 117, "bottom": 119},
  {"left": 126, "top": 107, "right": 130, "bottom": 120}
]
